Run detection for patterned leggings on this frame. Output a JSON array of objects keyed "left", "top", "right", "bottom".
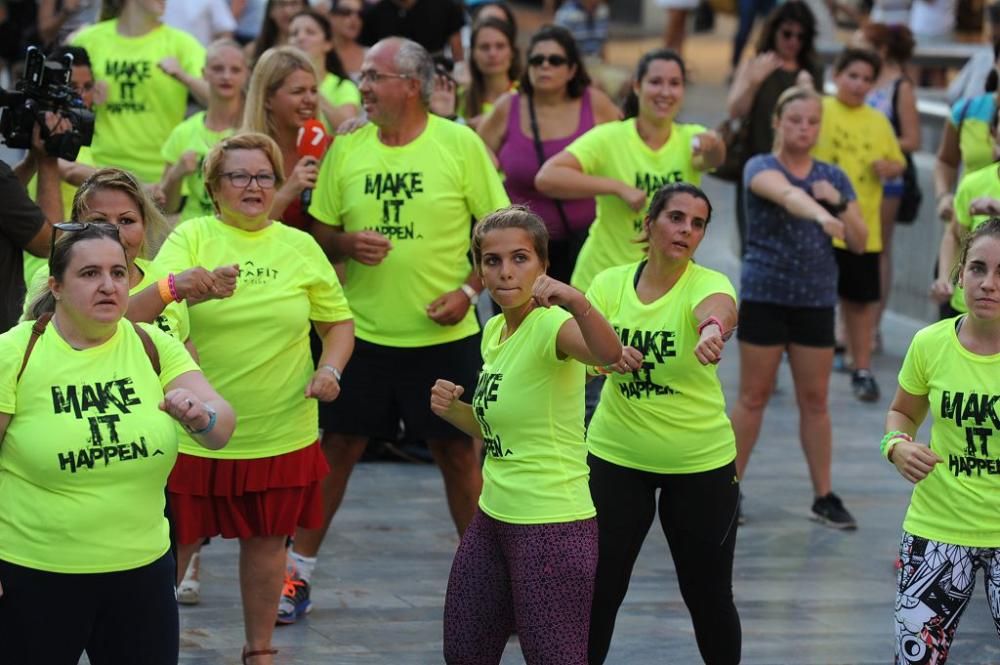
[
  {"left": 895, "top": 531, "right": 1000, "bottom": 664},
  {"left": 442, "top": 510, "right": 598, "bottom": 665}
]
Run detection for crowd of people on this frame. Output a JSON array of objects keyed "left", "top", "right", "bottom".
[{"left": 0, "top": 0, "right": 999, "bottom": 664}]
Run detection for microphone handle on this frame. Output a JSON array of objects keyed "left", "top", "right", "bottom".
[{"left": 301, "top": 187, "right": 312, "bottom": 209}]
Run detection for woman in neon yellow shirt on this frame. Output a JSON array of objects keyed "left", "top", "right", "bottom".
[
  {"left": 156, "top": 132, "right": 354, "bottom": 665},
  {"left": 883, "top": 218, "right": 1000, "bottom": 663},
  {"left": 535, "top": 48, "right": 725, "bottom": 292},
  {"left": 242, "top": 46, "right": 324, "bottom": 231},
  {"left": 430, "top": 206, "right": 621, "bottom": 664},
  {"left": 0, "top": 223, "right": 234, "bottom": 665},
  {"left": 585, "top": 183, "right": 741, "bottom": 664}
]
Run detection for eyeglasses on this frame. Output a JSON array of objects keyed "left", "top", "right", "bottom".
[
  {"left": 332, "top": 7, "right": 362, "bottom": 17},
  {"left": 527, "top": 54, "right": 569, "bottom": 68},
  {"left": 358, "top": 69, "right": 411, "bottom": 84},
  {"left": 779, "top": 28, "right": 804, "bottom": 41},
  {"left": 221, "top": 171, "right": 277, "bottom": 189},
  {"left": 49, "top": 221, "right": 121, "bottom": 266}
]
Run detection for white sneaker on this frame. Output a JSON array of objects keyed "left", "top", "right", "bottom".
[{"left": 177, "top": 552, "right": 201, "bottom": 605}]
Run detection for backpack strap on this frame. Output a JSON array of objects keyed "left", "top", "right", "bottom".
[
  {"left": 131, "top": 322, "right": 161, "bottom": 376},
  {"left": 17, "top": 312, "right": 53, "bottom": 382},
  {"left": 16, "top": 313, "right": 161, "bottom": 383}
]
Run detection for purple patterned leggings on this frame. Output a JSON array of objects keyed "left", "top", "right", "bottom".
[{"left": 443, "top": 509, "right": 599, "bottom": 664}]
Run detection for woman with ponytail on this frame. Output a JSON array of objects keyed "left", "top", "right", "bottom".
[{"left": 535, "top": 48, "right": 724, "bottom": 293}]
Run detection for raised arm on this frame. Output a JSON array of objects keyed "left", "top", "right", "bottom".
[{"left": 692, "top": 292, "right": 737, "bottom": 365}]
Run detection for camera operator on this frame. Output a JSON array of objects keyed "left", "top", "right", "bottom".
[{"left": 1, "top": 113, "right": 67, "bottom": 333}]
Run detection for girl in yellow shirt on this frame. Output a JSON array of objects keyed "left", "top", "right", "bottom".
[{"left": 430, "top": 206, "right": 621, "bottom": 664}]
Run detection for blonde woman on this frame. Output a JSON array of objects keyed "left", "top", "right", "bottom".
[{"left": 242, "top": 46, "right": 324, "bottom": 230}]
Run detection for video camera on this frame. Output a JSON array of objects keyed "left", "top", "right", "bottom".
[{"left": 0, "top": 46, "right": 94, "bottom": 161}]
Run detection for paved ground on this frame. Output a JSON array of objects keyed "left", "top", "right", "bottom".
[{"left": 70, "top": 12, "right": 999, "bottom": 665}]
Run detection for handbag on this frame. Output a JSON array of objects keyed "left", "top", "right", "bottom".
[
  {"left": 891, "top": 77, "right": 923, "bottom": 224},
  {"left": 711, "top": 116, "right": 751, "bottom": 184},
  {"left": 526, "top": 93, "right": 587, "bottom": 253}
]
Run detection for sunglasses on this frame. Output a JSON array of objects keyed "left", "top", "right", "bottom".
[
  {"left": 332, "top": 7, "right": 362, "bottom": 17},
  {"left": 49, "top": 222, "right": 121, "bottom": 267},
  {"left": 779, "top": 28, "right": 804, "bottom": 41},
  {"left": 527, "top": 54, "right": 569, "bottom": 68}
]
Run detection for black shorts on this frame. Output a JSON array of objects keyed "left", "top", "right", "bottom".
[
  {"left": 736, "top": 300, "right": 835, "bottom": 348},
  {"left": 834, "top": 248, "right": 881, "bottom": 303},
  {"left": 319, "top": 334, "right": 482, "bottom": 442}
]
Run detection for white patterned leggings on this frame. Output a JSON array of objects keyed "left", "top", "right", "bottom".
[{"left": 894, "top": 531, "right": 1000, "bottom": 664}]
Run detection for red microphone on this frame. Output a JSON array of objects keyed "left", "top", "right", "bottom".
[{"left": 296, "top": 118, "right": 328, "bottom": 209}]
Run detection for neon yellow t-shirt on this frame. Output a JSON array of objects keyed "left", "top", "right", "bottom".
[
  {"left": 950, "top": 162, "right": 1000, "bottom": 313},
  {"left": 154, "top": 216, "right": 352, "bottom": 459},
  {"left": 812, "top": 97, "right": 905, "bottom": 253},
  {"left": 310, "top": 114, "right": 509, "bottom": 347},
  {"left": 0, "top": 319, "right": 198, "bottom": 573},
  {"left": 897, "top": 318, "right": 1000, "bottom": 547},
  {"left": 318, "top": 73, "right": 361, "bottom": 133},
  {"left": 566, "top": 119, "right": 707, "bottom": 291},
  {"left": 586, "top": 261, "right": 737, "bottom": 473},
  {"left": 161, "top": 111, "right": 235, "bottom": 221},
  {"left": 22, "top": 257, "right": 190, "bottom": 342},
  {"left": 72, "top": 20, "right": 206, "bottom": 183},
  {"left": 475, "top": 306, "right": 595, "bottom": 524}
]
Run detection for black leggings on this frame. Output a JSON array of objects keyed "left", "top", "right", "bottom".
[
  {"left": 587, "top": 455, "right": 742, "bottom": 665},
  {"left": 0, "top": 552, "right": 178, "bottom": 665}
]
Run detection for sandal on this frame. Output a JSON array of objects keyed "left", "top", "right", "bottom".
[{"left": 242, "top": 646, "right": 278, "bottom": 664}]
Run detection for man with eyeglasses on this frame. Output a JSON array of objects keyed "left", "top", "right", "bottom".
[{"left": 276, "top": 37, "right": 508, "bottom": 625}]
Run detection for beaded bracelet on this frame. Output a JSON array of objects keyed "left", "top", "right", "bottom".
[
  {"left": 880, "top": 430, "right": 913, "bottom": 460},
  {"left": 167, "top": 273, "right": 180, "bottom": 302}
]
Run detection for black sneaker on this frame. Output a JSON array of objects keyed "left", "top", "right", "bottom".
[
  {"left": 851, "top": 369, "right": 880, "bottom": 402},
  {"left": 811, "top": 492, "right": 857, "bottom": 530}
]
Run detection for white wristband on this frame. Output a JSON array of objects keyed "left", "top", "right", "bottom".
[{"left": 459, "top": 283, "right": 479, "bottom": 305}]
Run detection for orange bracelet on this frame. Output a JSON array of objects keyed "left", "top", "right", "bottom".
[{"left": 157, "top": 278, "right": 173, "bottom": 305}]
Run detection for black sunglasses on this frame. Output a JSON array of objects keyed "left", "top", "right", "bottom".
[
  {"left": 332, "top": 7, "right": 361, "bottom": 16},
  {"left": 49, "top": 222, "right": 121, "bottom": 267},
  {"left": 527, "top": 54, "right": 569, "bottom": 68}
]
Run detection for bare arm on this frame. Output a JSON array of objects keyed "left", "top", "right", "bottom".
[
  {"left": 692, "top": 292, "right": 737, "bottom": 365},
  {"left": 726, "top": 55, "right": 779, "bottom": 119},
  {"left": 934, "top": 121, "right": 961, "bottom": 222},
  {"left": 535, "top": 150, "right": 634, "bottom": 202},
  {"left": 160, "top": 154, "right": 197, "bottom": 215},
  {"left": 0, "top": 412, "right": 9, "bottom": 442},
  {"left": 840, "top": 201, "right": 868, "bottom": 255},
  {"left": 932, "top": 220, "right": 965, "bottom": 302},
  {"left": 303, "top": 319, "right": 355, "bottom": 401},
  {"left": 590, "top": 86, "right": 623, "bottom": 124},
  {"left": 884, "top": 387, "right": 941, "bottom": 483},
  {"left": 691, "top": 131, "right": 725, "bottom": 172},
  {"left": 58, "top": 158, "right": 97, "bottom": 187},
  {"left": 895, "top": 79, "right": 921, "bottom": 154},
  {"left": 543, "top": 283, "right": 621, "bottom": 366},
  {"left": 318, "top": 97, "right": 359, "bottom": 133},
  {"left": 37, "top": 0, "right": 72, "bottom": 46},
  {"left": 476, "top": 92, "right": 512, "bottom": 154},
  {"left": 161, "top": 371, "right": 236, "bottom": 449},
  {"left": 429, "top": 381, "right": 483, "bottom": 439}
]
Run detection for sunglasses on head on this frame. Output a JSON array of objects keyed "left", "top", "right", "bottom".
[
  {"left": 527, "top": 54, "right": 569, "bottom": 68},
  {"left": 49, "top": 222, "right": 121, "bottom": 267}
]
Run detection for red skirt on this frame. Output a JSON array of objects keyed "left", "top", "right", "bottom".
[{"left": 168, "top": 441, "right": 329, "bottom": 544}]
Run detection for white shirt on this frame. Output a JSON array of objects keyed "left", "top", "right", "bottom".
[{"left": 163, "top": 0, "right": 237, "bottom": 46}]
